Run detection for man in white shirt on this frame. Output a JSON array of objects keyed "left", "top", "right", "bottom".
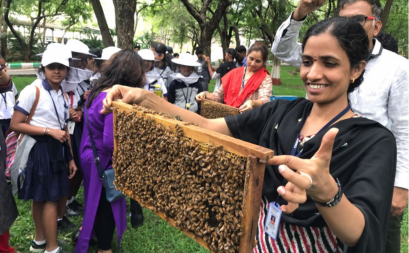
[{"left": 271, "top": 0, "right": 409, "bottom": 252}]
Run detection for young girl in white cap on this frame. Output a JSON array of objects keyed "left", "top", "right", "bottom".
[
  {"left": 10, "top": 43, "right": 77, "bottom": 253},
  {"left": 168, "top": 53, "right": 203, "bottom": 113},
  {"left": 139, "top": 49, "right": 168, "bottom": 100}
]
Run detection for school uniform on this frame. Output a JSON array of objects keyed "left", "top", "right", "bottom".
[
  {"left": 66, "top": 90, "right": 83, "bottom": 172},
  {"left": 143, "top": 69, "right": 168, "bottom": 98},
  {"left": 168, "top": 73, "right": 203, "bottom": 114},
  {"left": 76, "top": 80, "right": 90, "bottom": 106},
  {"left": 14, "top": 79, "right": 72, "bottom": 202},
  {"left": 154, "top": 65, "right": 172, "bottom": 88},
  {"left": 0, "top": 80, "right": 18, "bottom": 137}
]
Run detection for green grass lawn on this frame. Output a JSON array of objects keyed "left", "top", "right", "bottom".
[{"left": 8, "top": 68, "right": 409, "bottom": 252}]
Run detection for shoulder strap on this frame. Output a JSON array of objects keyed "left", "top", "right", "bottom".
[
  {"left": 86, "top": 108, "right": 104, "bottom": 180},
  {"left": 18, "top": 85, "right": 40, "bottom": 144},
  {"left": 26, "top": 86, "right": 40, "bottom": 125}
]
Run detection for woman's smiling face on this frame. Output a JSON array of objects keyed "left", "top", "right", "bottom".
[{"left": 301, "top": 33, "right": 356, "bottom": 105}]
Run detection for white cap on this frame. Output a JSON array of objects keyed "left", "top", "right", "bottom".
[
  {"left": 66, "top": 39, "right": 97, "bottom": 57},
  {"left": 171, "top": 53, "right": 200, "bottom": 67},
  {"left": 96, "top": 46, "right": 121, "bottom": 61},
  {"left": 138, "top": 49, "right": 155, "bottom": 61},
  {"left": 41, "top": 43, "right": 71, "bottom": 67}
]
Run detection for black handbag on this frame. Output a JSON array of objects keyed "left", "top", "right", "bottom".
[{"left": 86, "top": 108, "right": 124, "bottom": 203}]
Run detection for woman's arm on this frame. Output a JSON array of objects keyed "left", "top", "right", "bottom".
[
  {"left": 268, "top": 129, "right": 365, "bottom": 246},
  {"left": 256, "top": 74, "right": 273, "bottom": 104},
  {"left": 102, "top": 85, "right": 232, "bottom": 136},
  {"left": 10, "top": 110, "right": 69, "bottom": 143},
  {"left": 206, "top": 57, "right": 216, "bottom": 77}
]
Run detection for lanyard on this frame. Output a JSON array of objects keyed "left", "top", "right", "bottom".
[
  {"left": 48, "top": 90, "right": 67, "bottom": 130},
  {"left": 181, "top": 85, "right": 193, "bottom": 109},
  {"left": 1, "top": 93, "right": 7, "bottom": 109},
  {"left": 290, "top": 104, "right": 351, "bottom": 157},
  {"left": 69, "top": 91, "right": 74, "bottom": 108},
  {"left": 241, "top": 67, "right": 247, "bottom": 89}
]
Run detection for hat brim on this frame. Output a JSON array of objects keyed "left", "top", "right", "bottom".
[
  {"left": 172, "top": 58, "right": 201, "bottom": 67},
  {"left": 71, "top": 50, "right": 97, "bottom": 58}
]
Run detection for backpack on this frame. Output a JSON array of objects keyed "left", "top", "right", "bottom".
[{"left": 4, "top": 85, "right": 40, "bottom": 179}]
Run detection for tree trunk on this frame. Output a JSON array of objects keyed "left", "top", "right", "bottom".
[
  {"left": 381, "top": 0, "right": 394, "bottom": 29},
  {"left": 90, "top": 0, "right": 114, "bottom": 47},
  {"left": 271, "top": 55, "right": 281, "bottom": 85},
  {"left": 180, "top": 0, "right": 230, "bottom": 58},
  {"left": 113, "top": 0, "right": 136, "bottom": 50},
  {"left": 0, "top": 0, "right": 7, "bottom": 58}
]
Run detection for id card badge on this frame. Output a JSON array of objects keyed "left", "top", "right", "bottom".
[
  {"left": 264, "top": 201, "right": 282, "bottom": 241},
  {"left": 3, "top": 109, "right": 11, "bottom": 119},
  {"left": 67, "top": 121, "right": 76, "bottom": 135}
]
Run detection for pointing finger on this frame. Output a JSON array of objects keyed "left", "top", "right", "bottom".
[{"left": 313, "top": 128, "right": 338, "bottom": 161}]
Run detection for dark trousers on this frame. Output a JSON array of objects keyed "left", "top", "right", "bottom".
[
  {"left": 384, "top": 213, "right": 404, "bottom": 253},
  {"left": 94, "top": 187, "right": 116, "bottom": 251}
]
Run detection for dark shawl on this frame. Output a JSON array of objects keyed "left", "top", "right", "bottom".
[{"left": 225, "top": 98, "right": 396, "bottom": 253}]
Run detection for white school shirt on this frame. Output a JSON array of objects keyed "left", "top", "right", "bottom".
[
  {"left": 14, "top": 79, "right": 69, "bottom": 130},
  {"left": 271, "top": 13, "right": 409, "bottom": 190},
  {"left": 76, "top": 80, "right": 90, "bottom": 97},
  {"left": 143, "top": 69, "right": 168, "bottom": 97},
  {"left": 0, "top": 81, "right": 18, "bottom": 119}
]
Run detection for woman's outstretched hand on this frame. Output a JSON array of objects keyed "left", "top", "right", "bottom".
[
  {"left": 101, "top": 85, "right": 146, "bottom": 114},
  {"left": 267, "top": 128, "right": 339, "bottom": 212}
]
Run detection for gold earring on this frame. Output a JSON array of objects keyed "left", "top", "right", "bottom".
[{"left": 351, "top": 78, "right": 355, "bottom": 83}]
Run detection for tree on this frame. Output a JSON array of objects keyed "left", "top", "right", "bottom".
[
  {"left": 90, "top": 0, "right": 114, "bottom": 47},
  {"left": 0, "top": 0, "right": 8, "bottom": 58},
  {"left": 180, "top": 0, "right": 231, "bottom": 55},
  {"left": 5, "top": 0, "right": 93, "bottom": 62},
  {"left": 112, "top": 0, "right": 136, "bottom": 49}
]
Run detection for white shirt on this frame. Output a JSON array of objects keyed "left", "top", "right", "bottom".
[
  {"left": 143, "top": 69, "right": 168, "bottom": 97},
  {"left": 0, "top": 81, "right": 18, "bottom": 119},
  {"left": 272, "top": 13, "right": 409, "bottom": 190},
  {"left": 14, "top": 79, "right": 69, "bottom": 130}
]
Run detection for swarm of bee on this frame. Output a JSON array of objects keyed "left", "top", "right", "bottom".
[
  {"left": 200, "top": 100, "right": 239, "bottom": 119},
  {"left": 114, "top": 106, "right": 248, "bottom": 253}
]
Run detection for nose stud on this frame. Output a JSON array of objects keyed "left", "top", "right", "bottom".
[{"left": 314, "top": 56, "right": 317, "bottom": 62}]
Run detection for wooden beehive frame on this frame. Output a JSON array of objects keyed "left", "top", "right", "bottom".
[
  {"left": 200, "top": 99, "right": 240, "bottom": 119},
  {"left": 112, "top": 101, "right": 274, "bottom": 252}
]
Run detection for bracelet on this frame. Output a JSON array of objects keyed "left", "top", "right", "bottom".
[
  {"left": 43, "top": 128, "right": 47, "bottom": 135},
  {"left": 314, "top": 178, "right": 343, "bottom": 207},
  {"left": 252, "top": 100, "right": 255, "bottom": 107},
  {"left": 45, "top": 127, "right": 50, "bottom": 135},
  {"left": 204, "top": 92, "right": 207, "bottom": 99}
]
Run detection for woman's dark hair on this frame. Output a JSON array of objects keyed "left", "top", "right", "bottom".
[
  {"left": 248, "top": 42, "right": 269, "bottom": 63},
  {"left": 151, "top": 42, "right": 171, "bottom": 68},
  {"left": 38, "top": 65, "right": 71, "bottom": 81},
  {"left": 86, "top": 50, "right": 145, "bottom": 108},
  {"left": 173, "top": 53, "right": 179, "bottom": 57},
  {"left": 301, "top": 16, "right": 369, "bottom": 93},
  {"left": 226, "top": 48, "right": 236, "bottom": 60}
]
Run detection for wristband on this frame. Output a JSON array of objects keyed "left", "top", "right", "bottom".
[
  {"left": 204, "top": 93, "right": 207, "bottom": 99},
  {"left": 314, "top": 178, "right": 343, "bottom": 207}
]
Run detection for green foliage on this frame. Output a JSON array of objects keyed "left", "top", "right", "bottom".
[
  {"left": 134, "top": 31, "right": 156, "bottom": 49},
  {"left": 6, "top": 32, "right": 44, "bottom": 62},
  {"left": 381, "top": 0, "right": 408, "bottom": 57}
]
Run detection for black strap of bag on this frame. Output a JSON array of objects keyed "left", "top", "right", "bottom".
[{"left": 86, "top": 108, "right": 104, "bottom": 180}]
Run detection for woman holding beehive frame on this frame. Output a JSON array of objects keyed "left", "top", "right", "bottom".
[
  {"left": 102, "top": 17, "right": 396, "bottom": 252},
  {"left": 196, "top": 42, "right": 272, "bottom": 113},
  {"left": 76, "top": 50, "right": 145, "bottom": 253}
]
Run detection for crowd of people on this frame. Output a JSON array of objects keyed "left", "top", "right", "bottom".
[{"left": 0, "top": 0, "right": 408, "bottom": 252}]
